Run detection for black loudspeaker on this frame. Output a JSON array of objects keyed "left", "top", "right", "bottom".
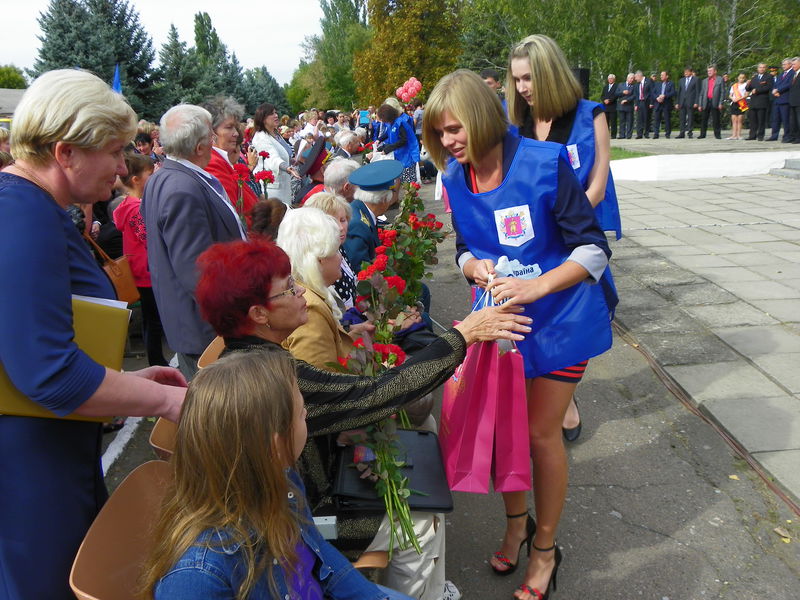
[{"left": 572, "top": 68, "right": 590, "bottom": 99}]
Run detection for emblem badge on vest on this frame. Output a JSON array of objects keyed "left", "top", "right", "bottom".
[
  {"left": 566, "top": 144, "right": 581, "bottom": 170},
  {"left": 494, "top": 205, "right": 534, "bottom": 247}
]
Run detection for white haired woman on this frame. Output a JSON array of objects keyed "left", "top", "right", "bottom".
[
  {"left": 0, "top": 69, "right": 185, "bottom": 600},
  {"left": 276, "top": 206, "right": 355, "bottom": 369}
]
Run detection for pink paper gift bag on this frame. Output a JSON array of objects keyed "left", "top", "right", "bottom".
[{"left": 492, "top": 344, "right": 531, "bottom": 492}]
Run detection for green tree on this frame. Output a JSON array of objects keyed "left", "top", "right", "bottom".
[
  {"left": 354, "top": 0, "right": 461, "bottom": 106},
  {"left": 285, "top": 62, "right": 313, "bottom": 114},
  {"left": 31, "top": 0, "right": 157, "bottom": 117},
  {"left": 150, "top": 25, "right": 206, "bottom": 115},
  {"left": 239, "top": 66, "right": 290, "bottom": 116},
  {"left": 0, "top": 65, "right": 28, "bottom": 89}
]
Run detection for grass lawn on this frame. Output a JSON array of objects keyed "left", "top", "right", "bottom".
[{"left": 610, "top": 147, "right": 651, "bottom": 160}]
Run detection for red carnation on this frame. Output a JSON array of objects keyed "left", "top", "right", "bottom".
[
  {"left": 375, "top": 245, "right": 387, "bottom": 255},
  {"left": 357, "top": 269, "right": 370, "bottom": 281},
  {"left": 353, "top": 338, "right": 366, "bottom": 348},
  {"left": 233, "top": 163, "right": 251, "bottom": 180},
  {"left": 255, "top": 170, "right": 275, "bottom": 183},
  {"left": 408, "top": 213, "right": 418, "bottom": 223},
  {"left": 355, "top": 295, "right": 368, "bottom": 304},
  {"left": 426, "top": 213, "right": 436, "bottom": 220},
  {"left": 434, "top": 221, "right": 443, "bottom": 229},
  {"left": 337, "top": 356, "right": 349, "bottom": 367},
  {"left": 259, "top": 150, "right": 270, "bottom": 158},
  {"left": 411, "top": 182, "right": 421, "bottom": 190},
  {"left": 384, "top": 275, "right": 406, "bottom": 295},
  {"left": 387, "top": 344, "right": 406, "bottom": 366}
]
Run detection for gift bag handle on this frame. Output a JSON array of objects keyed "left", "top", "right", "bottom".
[{"left": 471, "top": 274, "right": 496, "bottom": 312}]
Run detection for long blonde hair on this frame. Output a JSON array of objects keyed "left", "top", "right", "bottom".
[
  {"left": 506, "top": 34, "right": 583, "bottom": 126},
  {"left": 141, "top": 350, "right": 302, "bottom": 599}
]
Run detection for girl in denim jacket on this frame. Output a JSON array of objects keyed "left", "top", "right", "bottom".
[{"left": 141, "top": 350, "right": 411, "bottom": 600}]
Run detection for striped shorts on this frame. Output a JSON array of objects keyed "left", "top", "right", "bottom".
[{"left": 540, "top": 360, "right": 589, "bottom": 383}]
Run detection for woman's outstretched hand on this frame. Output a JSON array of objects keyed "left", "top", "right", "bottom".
[{"left": 454, "top": 302, "right": 532, "bottom": 345}]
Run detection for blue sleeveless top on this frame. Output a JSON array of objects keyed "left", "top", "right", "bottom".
[
  {"left": 388, "top": 113, "right": 420, "bottom": 168},
  {"left": 444, "top": 138, "right": 614, "bottom": 378}
]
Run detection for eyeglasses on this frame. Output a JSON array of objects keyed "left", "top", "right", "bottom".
[{"left": 267, "top": 278, "right": 299, "bottom": 301}]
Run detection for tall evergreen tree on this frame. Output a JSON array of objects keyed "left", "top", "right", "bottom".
[
  {"left": 31, "top": 0, "right": 92, "bottom": 76},
  {"left": 240, "top": 67, "right": 290, "bottom": 115}
]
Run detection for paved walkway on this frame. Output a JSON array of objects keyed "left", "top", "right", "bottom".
[{"left": 610, "top": 168, "right": 800, "bottom": 505}]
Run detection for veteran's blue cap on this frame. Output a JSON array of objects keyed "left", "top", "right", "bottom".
[{"left": 348, "top": 159, "right": 404, "bottom": 191}]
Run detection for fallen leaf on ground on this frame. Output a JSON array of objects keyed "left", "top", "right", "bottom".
[
  {"left": 728, "top": 474, "right": 740, "bottom": 481},
  {"left": 773, "top": 527, "right": 791, "bottom": 541}
]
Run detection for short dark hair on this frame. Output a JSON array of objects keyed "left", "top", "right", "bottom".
[
  {"left": 480, "top": 68, "right": 501, "bottom": 81},
  {"left": 134, "top": 132, "right": 152, "bottom": 145},
  {"left": 377, "top": 103, "right": 399, "bottom": 122}
]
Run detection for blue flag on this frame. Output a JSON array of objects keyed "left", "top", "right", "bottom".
[{"left": 111, "top": 64, "right": 122, "bottom": 94}]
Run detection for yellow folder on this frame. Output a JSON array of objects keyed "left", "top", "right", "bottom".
[{"left": 0, "top": 296, "right": 131, "bottom": 422}]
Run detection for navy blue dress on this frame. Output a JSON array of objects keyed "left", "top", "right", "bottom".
[{"left": 0, "top": 173, "right": 115, "bottom": 599}]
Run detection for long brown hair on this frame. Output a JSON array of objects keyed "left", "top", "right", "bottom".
[{"left": 140, "top": 350, "right": 302, "bottom": 599}]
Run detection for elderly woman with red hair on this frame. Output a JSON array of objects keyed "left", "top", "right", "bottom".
[{"left": 194, "top": 237, "right": 532, "bottom": 599}]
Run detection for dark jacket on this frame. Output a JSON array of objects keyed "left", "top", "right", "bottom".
[
  {"left": 600, "top": 82, "right": 618, "bottom": 111},
  {"left": 746, "top": 72, "right": 775, "bottom": 109},
  {"left": 676, "top": 76, "right": 700, "bottom": 107}
]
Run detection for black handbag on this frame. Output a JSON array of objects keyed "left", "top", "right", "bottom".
[{"left": 332, "top": 429, "right": 453, "bottom": 514}]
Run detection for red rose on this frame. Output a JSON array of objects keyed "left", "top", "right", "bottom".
[
  {"left": 384, "top": 275, "right": 406, "bottom": 295},
  {"left": 259, "top": 150, "right": 270, "bottom": 158},
  {"left": 411, "top": 182, "right": 421, "bottom": 190},
  {"left": 233, "top": 163, "right": 251, "bottom": 180},
  {"left": 375, "top": 245, "right": 387, "bottom": 255},
  {"left": 408, "top": 213, "right": 418, "bottom": 223},
  {"left": 374, "top": 254, "right": 389, "bottom": 270},
  {"left": 337, "top": 356, "right": 349, "bottom": 367},
  {"left": 426, "top": 213, "right": 436, "bottom": 220},
  {"left": 434, "top": 221, "right": 443, "bottom": 229},
  {"left": 357, "top": 270, "right": 370, "bottom": 281},
  {"left": 411, "top": 222, "right": 420, "bottom": 230},
  {"left": 355, "top": 295, "right": 368, "bottom": 304},
  {"left": 353, "top": 338, "right": 365, "bottom": 348}
]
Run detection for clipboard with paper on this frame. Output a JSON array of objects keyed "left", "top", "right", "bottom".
[{"left": 0, "top": 295, "right": 131, "bottom": 422}]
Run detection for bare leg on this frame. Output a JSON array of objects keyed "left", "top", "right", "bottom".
[
  {"left": 514, "top": 377, "right": 575, "bottom": 600},
  {"left": 489, "top": 490, "right": 529, "bottom": 572},
  {"left": 561, "top": 395, "right": 580, "bottom": 430}
]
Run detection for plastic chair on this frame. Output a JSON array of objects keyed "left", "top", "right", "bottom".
[
  {"left": 197, "top": 335, "right": 224, "bottom": 368},
  {"left": 149, "top": 417, "right": 177, "bottom": 460},
  {"left": 70, "top": 460, "right": 172, "bottom": 600}
]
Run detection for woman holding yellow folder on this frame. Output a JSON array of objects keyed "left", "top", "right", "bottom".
[{"left": 0, "top": 70, "right": 186, "bottom": 600}]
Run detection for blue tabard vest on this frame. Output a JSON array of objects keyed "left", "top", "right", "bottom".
[
  {"left": 566, "top": 99, "right": 623, "bottom": 240},
  {"left": 445, "top": 139, "right": 613, "bottom": 378},
  {"left": 388, "top": 113, "right": 420, "bottom": 168}
]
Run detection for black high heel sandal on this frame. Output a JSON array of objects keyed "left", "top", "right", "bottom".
[
  {"left": 490, "top": 511, "right": 536, "bottom": 576},
  {"left": 515, "top": 542, "right": 562, "bottom": 600},
  {"left": 562, "top": 396, "right": 581, "bottom": 442}
]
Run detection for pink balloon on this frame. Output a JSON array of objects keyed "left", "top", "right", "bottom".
[
  {"left": 414, "top": 82, "right": 422, "bottom": 93},
  {"left": 401, "top": 93, "right": 410, "bottom": 103},
  {"left": 396, "top": 87, "right": 404, "bottom": 98},
  {"left": 410, "top": 77, "right": 418, "bottom": 84}
]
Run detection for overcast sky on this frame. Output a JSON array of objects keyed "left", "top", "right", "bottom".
[{"left": 4, "top": 0, "right": 324, "bottom": 86}]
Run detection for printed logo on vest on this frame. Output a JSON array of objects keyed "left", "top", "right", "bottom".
[
  {"left": 566, "top": 144, "right": 581, "bottom": 170},
  {"left": 495, "top": 256, "right": 542, "bottom": 280},
  {"left": 494, "top": 205, "right": 534, "bottom": 247}
]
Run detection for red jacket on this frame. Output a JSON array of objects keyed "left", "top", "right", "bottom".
[{"left": 204, "top": 150, "right": 258, "bottom": 226}]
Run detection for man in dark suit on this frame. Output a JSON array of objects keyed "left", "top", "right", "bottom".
[
  {"left": 652, "top": 71, "right": 676, "bottom": 138},
  {"left": 789, "top": 57, "right": 800, "bottom": 144},
  {"left": 746, "top": 63, "right": 775, "bottom": 140},
  {"left": 142, "top": 104, "right": 246, "bottom": 379},
  {"left": 675, "top": 67, "right": 700, "bottom": 138},
  {"left": 616, "top": 73, "right": 635, "bottom": 139},
  {"left": 634, "top": 70, "right": 652, "bottom": 138},
  {"left": 600, "top": 73, "right": 619, "bottom": 138},
  {"left": 698, "top": 65, "right": 725, "bottom": 139},
  {"left": 769, "top": 59, "right": 793, "bottom": 141}
]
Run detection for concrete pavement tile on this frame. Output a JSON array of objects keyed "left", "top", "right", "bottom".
[
  {"left": 713, "top": 325, "right": 800, "bottom": 355},
  {"left": 747, "top": 299, "right": 800, "bottom": 322},
  {"left": 616, "top": 287, "right": 671, "bottom": 309},
  {"left": 751, "top": 450, "right": 800, "bottom": 500},
  {"left": 690, "top": 266, "right": 766, "bottom": 283},
  {"left": 636, "top": 266, "right": 706, "bottom": 287},
  {"left": 774, "top": 251, "right": 800, "bottom": 263},
  {"left": 655, "top": 282, "right": 737, "bottom": 305},
  {"left": 702, "top": 395, "right": 800, "bottom": 452},
  {"left": 748, "top": 223, "right": 799, "bottom": 233},
  {"left": 649, "top": 245, "right": 708, "bottom": 257},
  {"left": 702, "top": 211, "right": 757, "bottom": 223},
  {"left": 664, "top": 361, "right": 787, "bottom": 402},
  {"left": 749, "top": 241, "right": 800, "bottom": 253},
  {"left": 751, "top": 353, "right": 800, "bottom": 393},
  {"left": 696, "top": 241, "right": 764, "bottom": 255},
  {"left": 684, "top": 302, "right": 779, "bottom": 327},
  {"left": 608, "top": 245, "right": 661, "bottom": 259},
  {"left": 622, "top": 231, "right": 685, "bottom": 246},
  {"left": 779, "top": 279, "right": 800, "bottom": 292},
  {"left": 636, "top": 332, "right": 740, "bottom": 366},
  {"left": 774, "top": 229, "right": 800, "bottom": 241},
  {"left": 664, "top": 228, "right": 727, "bottom": 245},
  {"left": 668, "top": 254, "right": 738, "bottom": 269},
  {"left": 746, "top": 262, "right": 800, "bottom": 280},
  {"left": 614, "top": 306, "right": 698, "bottom": 334},
  {"left": 723, "top": 280, "right": 798, "bottom": 300},
  {"left": 726, "top": 252, "right": 790, "bottom": 267},
  {"left": 723, "top": 230, "right": 781, "bottom": 243},
  {"left": 609, "top": 274, "right": 640, "bottom": 289}
]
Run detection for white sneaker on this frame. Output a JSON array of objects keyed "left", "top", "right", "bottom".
[{"left": 441, "top": 580, "right": 462, "bottom": 600}]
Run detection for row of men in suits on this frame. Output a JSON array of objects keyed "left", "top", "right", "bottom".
[{"left": 600, "top": 59, "right": 800, "bottom": 143}]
